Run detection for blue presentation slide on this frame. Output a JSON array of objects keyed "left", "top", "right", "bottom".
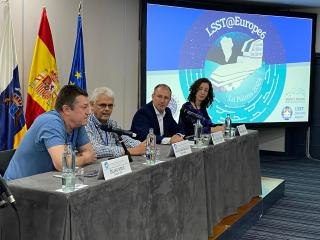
[{"left": 146, "top": 3, "right": 313, "bottom": 124}]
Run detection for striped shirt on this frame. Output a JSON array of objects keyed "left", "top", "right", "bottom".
[{"left": 85, "top": 114, "right": 140, "bottom": 159}]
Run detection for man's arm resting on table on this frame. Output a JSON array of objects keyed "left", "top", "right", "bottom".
[
  {"left": 170, "top": 134, "right": 184, "bottom": 144},
  {"left": 128, "top": 140, "right": 146, "bottom": 156},
  {"left": 76, "top": 143, "right": 97, "bottom": 166},
  {"left": 48, "top": 143, "right": 97, "bottom": 171}
]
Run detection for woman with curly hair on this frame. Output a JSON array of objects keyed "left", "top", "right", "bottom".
[{"left": 179, "top": 78, "right": 223, "bottom": 136}]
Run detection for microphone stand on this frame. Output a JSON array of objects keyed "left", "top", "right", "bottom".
[
  {"left": 0, "top": 196, "right": 8, "bottom": 208},
  {"left": 0, "top": 192, "right": 21, "bottom": 240},
  {"left": 116, "top": 134, "right": 133, "bottom": 162},
  {"left": 0, "top": 187, "right": 8, "bottom": 208}
]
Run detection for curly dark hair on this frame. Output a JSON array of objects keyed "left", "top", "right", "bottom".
[{"left": 187, "top": 78, "right": 214, "bottom": 108}]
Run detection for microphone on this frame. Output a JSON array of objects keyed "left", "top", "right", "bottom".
[
  {"left": 0, "top": 175, "right": 15, "bottom": 206},
  {"left": 100, "top": 125, "right": 137, "bottom": 138},
  {"left": 183, "top": 108, "right": 206, "bottom": 121}
]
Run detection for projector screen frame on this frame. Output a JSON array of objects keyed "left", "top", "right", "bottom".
[{"left": 140, "top": 0, "right": 317, "bottom": 128}]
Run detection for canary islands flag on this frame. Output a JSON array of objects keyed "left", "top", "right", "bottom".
[
  {"left": 68, "top": 13, "right": 86, "bottom": 90},
  {"left": 25, "top": 8, "right": 60, "bottom": 128},
  {"left": 0, "top": 2, "right": 27, "bottom": 151}
]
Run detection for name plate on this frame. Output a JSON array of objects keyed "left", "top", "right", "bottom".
[
  {"left": 100, "top": 155, "right": 132, "bottom": 180},
  {"left": 237, "top": 124, "right": 248, "bottom": 136},
  {"left": 211, "top": 131, "right": 225, "bottom": 145},
  {"left": 167, "top": 140, "right": 192, "bottom": 158}
]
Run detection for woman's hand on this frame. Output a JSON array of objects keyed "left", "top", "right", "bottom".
[{"left": 211, "top": 125, "right": 225, "bottom": 133}]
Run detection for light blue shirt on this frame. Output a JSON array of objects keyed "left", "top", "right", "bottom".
[{"left": 4, "top": 110, "right": 89, "bottom": 180}]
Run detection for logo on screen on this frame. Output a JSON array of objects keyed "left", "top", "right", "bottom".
[
  {"left": 168, "top": 95, "right": 178, "bottom": 116},
  {"left": 178, "top": 12, "right": 286, "bottom": 124},
  {"left": 281, "top": 106, "right": 293, "bottom": 120}
]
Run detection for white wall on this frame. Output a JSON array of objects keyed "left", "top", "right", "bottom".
[
  {"left": 1, "top": 0, "right": 319, "bottom": 151},
  {"left": 1, "top": 0, "right": 140, "bottom": 128}
]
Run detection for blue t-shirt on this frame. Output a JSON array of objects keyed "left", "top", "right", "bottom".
[{"left": 4, "top": 110, "right": 89, "bottom": 180}]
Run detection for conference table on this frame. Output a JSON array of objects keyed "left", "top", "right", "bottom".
[{"left": 1, "top": 130, "right": 261, "bottom": 240}]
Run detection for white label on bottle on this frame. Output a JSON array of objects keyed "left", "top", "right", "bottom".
[
  {"left": 100, "top": 156, "right": 132, "bottom": 181},
  {"left": 237, "top": 124, "right": 248, "bottom": 136},
  {"left": 168, "top": 140, "right": 192, "bottom": 158},
  {"left": 211, "top": 131, "right": 225, "bottom": 145}
]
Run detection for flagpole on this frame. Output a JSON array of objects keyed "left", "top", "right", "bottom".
[{"left": 78, "top": 1, "right": 82, "bottom": 15}]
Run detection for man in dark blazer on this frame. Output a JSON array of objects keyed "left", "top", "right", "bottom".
[{"left": 131, "top": 84, "right": 184, "bottom": 144}]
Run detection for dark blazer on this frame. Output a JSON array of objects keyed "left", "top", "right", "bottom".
[{"left": 131, "top": 102, "right": 181, "bottom": 144}]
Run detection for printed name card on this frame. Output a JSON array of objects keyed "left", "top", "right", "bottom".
[
  {"left": 167, "top": 140, "right": 192, "bottom": 158},
  {"left": 211, "top": 131, "right": 225, "bottom": 145},
  {"left": 237, "top": 124, "right": 248, "bottom": 136},
  {"left": 100, "top": 155, "right": 132, "bottom": 180}
]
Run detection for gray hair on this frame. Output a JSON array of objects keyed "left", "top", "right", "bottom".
[{"left": 90, "top": 87, "right": 115, "bottom": 103}]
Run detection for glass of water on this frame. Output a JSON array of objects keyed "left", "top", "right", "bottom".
[
  {"left": 202, "top": 134, "right": 211, "bottom": 146},
  {"left": 75, "top": 167, "right": 85, "bottom": 186},
  {"left": 155, "top": 145, "right": 161, "bottom": 162}
]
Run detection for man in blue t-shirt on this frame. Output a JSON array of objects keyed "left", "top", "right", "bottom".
[{"left": 4, "top": 85, "right": 97, "bottom": 180}]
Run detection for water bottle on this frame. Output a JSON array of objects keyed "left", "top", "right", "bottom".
[
  {"left": 194, "top": 119, "right": 203, "bottom": 147},
  {"left": 146, "top": 128, "right": 156, "bottom": 165},
  {"left": 225, "top": 114, "right": 232, "bottom": 138},
  {"left": 62, "top": 144, "right": 76, "bottom": 192}
]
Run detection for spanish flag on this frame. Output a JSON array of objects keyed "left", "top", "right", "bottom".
[
  {"left": 0, "top": 1, "right": 27, "bottom": 150},
  {"left": 25, "top": 8, "right": 60, "bottom": 128}
]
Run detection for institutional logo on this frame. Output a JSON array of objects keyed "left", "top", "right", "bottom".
[
  {"left": 168, "top": 95, "right": 178, "bottom": 115},
  {"left": 1, "top": 87, "right": 24, "bottom": 127},
  {"left": 178, "top": 12, "right": 286, "bottom": 123},
  {"left": 281, "top": 106, "right": 293, "bottom": 120},
  {"left": 103, "top": 161, "right": 110, "bottom": 170}
]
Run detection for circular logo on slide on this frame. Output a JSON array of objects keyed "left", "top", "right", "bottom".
[
  {"left": 168, "top": 95, "right": 178, "bottom": 115},
  {"left": 281, "top": 106, "right": 293, "bottom": 120},
  {"left": 178, "top": 12, "right": 286, "bottom": 123}
]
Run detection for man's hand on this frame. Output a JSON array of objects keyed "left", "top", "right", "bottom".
[
  {"left": 77, "top": 147, "right": 97, "bottom": 165},
  {"left": 49, "top": 143, "right": 96, "bottom": 172},
  {"left": 170, "top": 134, "right": 184, "bottom": 144},
  {"left": 75, "top": 143, "right": 97, "bottom": 167},
  {"left": 128, "top": 141, "right": 146, "bottom": 156}
]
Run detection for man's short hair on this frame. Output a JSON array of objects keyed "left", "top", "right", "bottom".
[
  {"left": 55, "top": 85, "right": 88, "bottom": 111},
  {"left": 153, "top": 84, "right": 172, "bottom": 94},
  {"left": 90, "top": 87, "right": 115, "bottom": 104}
]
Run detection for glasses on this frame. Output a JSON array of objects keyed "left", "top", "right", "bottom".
[{"left": 96, "top": 103, "right": 114, "bottom": 110}]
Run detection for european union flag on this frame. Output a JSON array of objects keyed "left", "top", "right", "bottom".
[{"left": 69, "top": 14, "right": 86, "bottom": 90}]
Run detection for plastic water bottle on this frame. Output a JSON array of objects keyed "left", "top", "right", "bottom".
[
  {"left": 194, "top": 119, "right": 203, "bottom": 147},
  {"left": 146, "top": 128, "right": 156, "bottom": 165},
  {"left": 62, "top": 144, "right": 76, "bottom": 192},
  {"left": 225, "top": 114, "right": 232, "bottom": 138}
]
